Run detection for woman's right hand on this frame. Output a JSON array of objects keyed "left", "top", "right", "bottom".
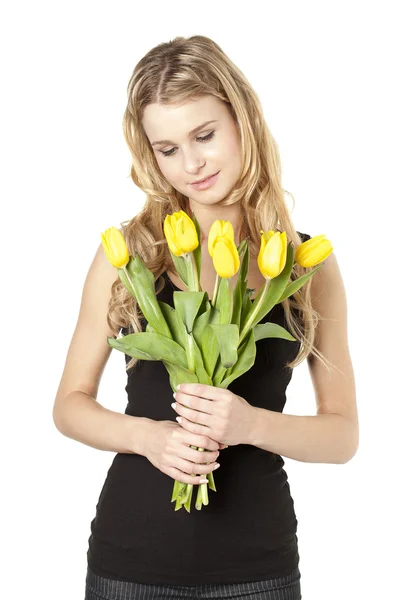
[{"left": 144, "top": 420, "right": 221, "bottom": 485}]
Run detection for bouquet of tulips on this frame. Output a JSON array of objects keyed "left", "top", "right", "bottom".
[{"left": 101, "top": 210, "right": 333, "bottom": 512}]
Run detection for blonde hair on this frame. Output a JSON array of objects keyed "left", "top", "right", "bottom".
[{"left": 108, "top": 35, "right": 334, "bottom": 375}]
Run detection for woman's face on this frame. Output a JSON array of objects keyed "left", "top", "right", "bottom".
[{"left": 142, "top": 95, "right": 243, "bottom": 207}]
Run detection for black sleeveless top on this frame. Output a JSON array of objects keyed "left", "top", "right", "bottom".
[{"left": 86, "top": 232, "right": 311, "bottom": 586}]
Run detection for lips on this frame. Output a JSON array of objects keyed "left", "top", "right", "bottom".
[
  {"left": 190, "top": 171, "right": 220, "bottom": 191},
  {"left": 191, "top": 172, "right": 219, "bottom": 185}
]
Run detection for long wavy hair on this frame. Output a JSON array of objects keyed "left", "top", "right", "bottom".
[{"left": 108, "top": 34, "right": 335, "bottom": 375}]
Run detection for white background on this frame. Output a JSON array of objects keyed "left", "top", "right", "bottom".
[{"left": 2, "top": 1, "right": 399, "bottom": 598}]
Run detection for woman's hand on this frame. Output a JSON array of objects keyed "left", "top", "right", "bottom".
[
  {"left": 144, "top": 420, "right": 221, "bottom": 485},
  {"left": 171, "top": 383, "right": 256, "bottom": 447}
]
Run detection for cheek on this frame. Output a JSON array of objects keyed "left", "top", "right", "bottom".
[
  {"left": 158, "top": 163, "right": 189, "bottom": 193},
  {"left": 155, "top": 156, "right": 176, "bottom": 182},
  {"left": 227, "top": 133, "right": 242, "bottom": 163},
  {"left": 216, "top": 132, "right": 241, "bottom": 167},
  {"left": 164, "top": 165, "right": 182, "bottom": 185},
  {"left": 229, "top": 140, "right": 242, "bottom": 177}
]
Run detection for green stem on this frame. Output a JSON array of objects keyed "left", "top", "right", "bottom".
[
  {"left": 238, "top": 277, "right": 271, "bottom": 345},
  {"left": 122, "top": 265, "right": 135, "bottom": 295},
  {"left": 184, "top": 252, "right": 200, "bottom": 291},
  {"left": 194, "top": 445, "right": 209, "bottom": 508},
  {"left": 186, "top": 332, "right": 196, "bottom": 372},
  {"left": 228, "top": 277, "right": 233, "bottom": 323},
  {"left": 171, "top": 254, "right": 214, "bottom": 511},
  {"left": 211, "top": 273, "right": 221, "bottom": 306}
]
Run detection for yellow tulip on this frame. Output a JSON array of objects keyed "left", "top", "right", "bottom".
[
  {"left": 257, "top": 230, "right": 287, "bottom": 279},
  {"left": 101, "top": 227, "right": 130, "bottom": 268},
  {"left": 163, "top": 210, "right": 199, "bottom": 256},
  {"left": 295, "top": 234, "right": 333, "bottom": 267},
  {"left": 212, "top": 237, "right": 240, "bottom": 278},
  {"left": 208, "top": 220, "right": 235, "bottom": 258}
]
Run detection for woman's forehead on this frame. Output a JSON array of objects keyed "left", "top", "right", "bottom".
[{"left": 142, "top": 96, "right": 227, "bottom": 142}]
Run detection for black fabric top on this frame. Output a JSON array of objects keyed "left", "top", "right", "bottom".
[{"left": 86, "top": 232, "right": 311, "bottom": 586}]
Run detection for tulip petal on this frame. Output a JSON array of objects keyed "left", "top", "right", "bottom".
[
  {"left": 258, "top": 231, "right": 286, "bottom": 279},
  {"left": 208, "top": 219, "right": 235, "bottom": 258},
  {"left": 221, "top": 220, "right": 235, "bottom": 241},
  {"left": 278, "top": 232, "right": 287, "bottom": 273},
  {"left": 208, "top": 219, "right": 223, "bottom": 257},
  {"left": 101, "top": 227, "right": 129, "bottom": 268},
  {"left": 165, "top": 211, "right": 199, "bottom": 255},
  {"left": 164, "top": 217, "right": 184, "bottom": 256},
  {"left": 213, "top": 238, "right": 239, "bottom": 278},
  {"left": 295, "top": 234, "right": 333, "bottom": 267},
  {"left": 179, "top": 213, "right": 199, "bottom": 253}
]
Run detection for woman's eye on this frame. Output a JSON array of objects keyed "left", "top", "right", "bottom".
[
  {"left": 160, "top": 131, "right": 215, "bottom": 157},
  {"left": 197, "top": 131, "right": 215, "bottom": 143}
]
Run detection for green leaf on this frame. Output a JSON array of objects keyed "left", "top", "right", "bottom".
[
  {"left": 201, "top": 323, "right": 220, "bottom": 379},
  {"left": 107, "top": 332, "right": 188, "bottom": 368},
  {"left": 190, "top": 334, "right": 213, "bottom": 385},
  {"left": 192, "top": 304, "right": 220, "bottom": 378},
  {"left": 231, "top": 279, "right": 243, "bottom": 329},
  {"left": 231, "top": 243, "right": 249, "bottom": 329},
  {"left": 212, "top": 355, "right": 228, "bottom": 387},
  {"left": 208, "top": 323, "right": 240, "bottom": 368},
  {"left": 163, "top": 360, "right": 199, "bottom": 393},
  {"left": 215, "top": 278, "right": 231, "bottom": 324},
  {"left": 170, "top": 253, "right": 189, "bottom": 287},
  {"left": 191, "top": 213, "right": 202, "bottom": 283},
  {"left": 173, "top": 290, "right": 206, "bottom": 333},
  {"left": 236, "top": 239, "right": 248, "bottom": 257},
  {"left": 240, "top": 288, "right": 255, "bottom": 329},
  {"left": 158, "top": 301, "right": 188, "bottom": 350},
  {"left": 218, "top": 329, "right": 257, "bottom": 389},
  {"left": 253, "top": 322, "right": 297, "bottom": 342},
  {"left": 123, "top": 255, "right": 172, "bottom": 339},
  {"left": 192, "top": 304, "right": 214, "bottom": 348},
  {"left": 277, "top": 263, "right": 324, "bottom": 302}
]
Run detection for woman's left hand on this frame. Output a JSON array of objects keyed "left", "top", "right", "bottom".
[{"left": 171, "top": 383, "right": 256, "bottom": 447}]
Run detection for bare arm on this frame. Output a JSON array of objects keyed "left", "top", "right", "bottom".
[
  {"left": 52, "top": 233, "right": 155, "bottom": 457},
  {"left": 53, "top": 390, "right": 154, "bottom": 455},
  {"left": 246, "top": 252, "right": 359, "bottom": 464},
  {"left": 247, "top": 409, "right": 357, "bottom": 464}
]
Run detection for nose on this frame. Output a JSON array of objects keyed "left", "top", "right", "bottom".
[{"left": 182, "top": 150, "right": 206, "bottom": 176}]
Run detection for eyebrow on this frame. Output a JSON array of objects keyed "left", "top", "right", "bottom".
[{"left": 151, "top": 120, "right": 218, "bottom": 146}]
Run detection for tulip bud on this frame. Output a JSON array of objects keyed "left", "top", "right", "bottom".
[
  {"left": 257, "top": 230, "right": 287, "bottom": 279},
  {"left": 163, "top": 210, "right": 199, "bottom": 256},
  {"left": 101, "top": 227, "right": 130, "bottom": 268},
  {"left": 208, "top": 220, "right": 235, "bottom": 258},
  {"left": 295, "top": 234, "right": 333, "bottom": 267},
  {"left": 212, "top": 237, "right": 240, "bottom": 278}
]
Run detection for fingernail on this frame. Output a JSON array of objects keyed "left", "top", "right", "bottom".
[{"left": 213, "top": 463, "right": 220, "bottom": 470}]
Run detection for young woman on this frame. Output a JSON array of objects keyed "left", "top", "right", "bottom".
[{"left": 53, "top": 35, "right": 358, "bottom": 600}]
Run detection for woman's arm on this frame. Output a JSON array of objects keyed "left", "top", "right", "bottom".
[
  {"left": 53, "top": 390, "right": 154, "bottom": 455},
  {"left": 52, "top": 235, "right": 154, "bottom": 456},
  {"left": 248, "top": 410, "right": 357, "bottom": 464},
  {"left": 247, "top": 252, "right": 359, "bottom": 464}
]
